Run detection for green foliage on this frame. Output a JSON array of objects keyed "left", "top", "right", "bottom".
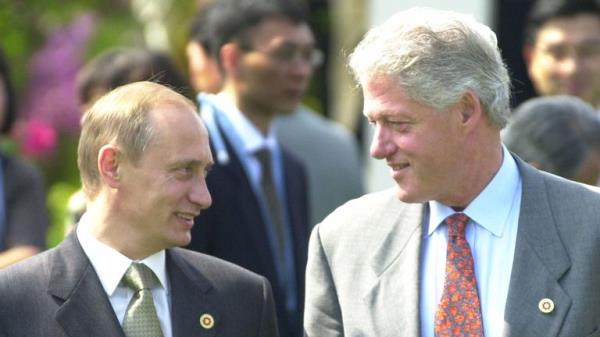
[
  {"left": 1, "top": 0, "right": 142, "bottom": 247},
  {"left": 46, "top": 182, "right": 80, "bottom": 247}
]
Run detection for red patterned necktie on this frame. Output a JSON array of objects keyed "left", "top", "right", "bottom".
[{"left": 434, "top": 213, "right": 484, "bottom": 337}]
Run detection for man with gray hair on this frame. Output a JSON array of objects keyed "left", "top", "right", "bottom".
[
  {"left": 504, "top": 95, "right": 600, "bottom": 185},
  {"left": 304, "top": 7, "right": 600, "bottom": 337}
]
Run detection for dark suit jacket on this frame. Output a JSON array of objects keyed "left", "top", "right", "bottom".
[
  {"left": 1, "top": 152, "right": 49, "bottom": 250},
  {"left": 0, "top": 233, "right": 279, "bottom": 337},
  {"left": 188, "top": 114, "right": 309, "bottom": 337},
  {"left": 305, "top": 156, "right": 600, "bottom": 337}
]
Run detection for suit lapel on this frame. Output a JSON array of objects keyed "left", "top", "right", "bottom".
[
  {"left": 209, "top": 115, "right": 281, "bottom": 285},
  {"left": 168, "top": 249, "right": 219, "bottom": 337},
  {"left": 49, "top": 233, "right": 125, "bottom": 337},
  {"left": 363, "top": 197, "right": 424, "bottom": 337},
  {"left": 504, "top": 159, "right": 571, "bottom": 337},
  {"left": 210, "top": 128, "right": 247, "bottom": 184}
]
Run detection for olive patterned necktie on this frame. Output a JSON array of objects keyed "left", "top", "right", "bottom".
[
  {"left": 434, "top": 213, "right": 484, "bottom": 337},
  {"left": 121, "top": 262, "right": 164, "bottom": 337}
]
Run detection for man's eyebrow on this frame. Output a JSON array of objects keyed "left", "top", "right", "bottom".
[{"left": 168, "top": 159, "right": 205, "bottom": 168}]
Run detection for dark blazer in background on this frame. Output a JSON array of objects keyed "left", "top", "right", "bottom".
[
  {"left": 1, "top": 152, "right": 48, "bottom": 251},
  {"left": 188, "top": 119, "right": 309, "bottom": 337},
  {"left": 0, "top": 233, "right": 278, "bottom": 337}
]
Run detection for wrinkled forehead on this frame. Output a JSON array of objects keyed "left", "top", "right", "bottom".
[
  {"left": 362, "top": 75, "right": 414, "bottom": 118},
  {"left": 146, "top": 103, "right": 202, "bottom": 143}
]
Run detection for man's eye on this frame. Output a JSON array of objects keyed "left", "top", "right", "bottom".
[
  {"left": 272, "top": 46, "right": 296, "bottom": 61},
  {"left": 175, "top": 166, "right": 194, "bottom": 177},
  {"left": 389, "top": 121, "right": 411, "bottom": 132},
  {"left": 546, "top": 46, "right": 568, "bottom": 59}
]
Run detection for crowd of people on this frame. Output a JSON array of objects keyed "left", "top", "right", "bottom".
[{"left": 0, "top": 0, "right": 599, "bottom": 336}]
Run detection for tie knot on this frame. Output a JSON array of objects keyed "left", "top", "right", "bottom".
[
  {"left": 122, "top": 263, "right": 159, "bottom": 292},
  {"left": 255, "top": 148, "right": 272, "bottom": 166},
  {"left": 445, "top": 213, "right": 470, "bottom": 238}
]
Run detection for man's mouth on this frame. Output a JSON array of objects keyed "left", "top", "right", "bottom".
[
  {"left": 176, "top": 212, "right": 197, "bottom": 226},
  {"left": 389, "top": 162, "right": 410, "bottom": 170}
]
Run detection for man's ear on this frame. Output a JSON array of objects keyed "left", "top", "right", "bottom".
[
  {"left": 457, "top": 90, "right": 483, "bottom": 127},
  {"left": 220, "top": 42, "right": 241, "bottom": 78},
  {"left": 186, "top": 41, "right": 209, "bottom": 72},
  {"left": 98, "top": 145, "right": 121, "bottom": 188}
]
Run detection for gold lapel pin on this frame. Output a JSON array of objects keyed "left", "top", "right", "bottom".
[
  {"left": 199, "top": 313, "right": 215, "bottom": 330},
  {"left": 538, "top": 298, "right": 555, "bottom": 314}
]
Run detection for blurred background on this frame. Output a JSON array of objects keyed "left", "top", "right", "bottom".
[{"left": 0, "top": 0, "right": 536, "bottom": 247}]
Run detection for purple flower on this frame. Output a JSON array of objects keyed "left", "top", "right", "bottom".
[{"left": 17, "top": 12, "right": 97, "bottom": 159}]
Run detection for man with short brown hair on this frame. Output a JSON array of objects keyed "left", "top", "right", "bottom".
[{"left": 0, "top": 81, "right": 278, "bottom": 337}]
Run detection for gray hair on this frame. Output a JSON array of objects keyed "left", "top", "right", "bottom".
[
  {"left": 349, "top": 7, "right": 511, "bottom": 129},
  {"left": 503, "top": 95, "right": 600, "bottom": 180}
]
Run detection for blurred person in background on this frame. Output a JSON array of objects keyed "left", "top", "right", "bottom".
[
  {"left": 524, "top": 0, "right": 600, "bottom": 108},
  {"left": 77, "top": 47, "right": 192, "bottom": 107},
  {"left": 185, "top": 0, "right": 313, "bottom": 335},
  {"left": 0, "top": 47, "right": 49, "bottom": 268},
  {"left": 503, "top": 95, "right": 600, "bottom": 185},
  {"left": 187, "top": 0, "right": 363, "bottom": 227}
]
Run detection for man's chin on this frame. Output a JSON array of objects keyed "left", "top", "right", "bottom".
[
  {"left": 395, "top": 186, "right": 426, "bottom": 204},
  {"left": 171, "top": 233, "right": 192, "bottom": 248}
]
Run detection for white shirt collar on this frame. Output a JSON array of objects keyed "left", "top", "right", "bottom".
[
  {"left": 214, "top": 92, "right": 277, "bottom": 153},
  {"left": 428, "top": 145, "right": 521, "bottom": 237},
  {"left": 76, "top": 213, "right": 169, "bottom": 296}
]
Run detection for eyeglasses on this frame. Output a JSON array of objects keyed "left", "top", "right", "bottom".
[
  {"left": 543, "top": 42, "right": 600, "bottom": 61},
  {"left": 240, "top": 42, "right": 324, "bottom": 68}
]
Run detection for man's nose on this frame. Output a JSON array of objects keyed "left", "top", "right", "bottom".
[
  {"left": 369, "top": 124, "right": 394, "bottom": 160},
  {"left": 289, "top": 59, "right": 313, "bottom": 80},
  {"left": 557, "top": 55, "right": 579, "bottom": 77},
  {"left": 191, "top": 176, "right": 212, "bottom": 210}
]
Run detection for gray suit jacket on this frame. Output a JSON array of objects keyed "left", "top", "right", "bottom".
[
  {"left": 0, "top": 233, "right": 279, "bottom": 337},
  {"left": 304, "top": 158, "right": 600, "bottom": 337}
]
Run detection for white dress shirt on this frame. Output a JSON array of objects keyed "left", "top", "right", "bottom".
[
  {"left": 212, "top": 92, "right": 279, "bottom": 183},
  {"left": 76, "top": 215, "right": 172, "bottom": 337},
  {"left": 420, "top": 146, "right": 522, "bottom": 337}
]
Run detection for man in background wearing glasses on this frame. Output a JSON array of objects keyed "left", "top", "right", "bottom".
[
  {"left": 184, "top": 1, "right": 313, "bottom": 336},
  {"left": 523, "top": 0, "right": 600, "bottom": 109},
  {"left": 187, "top": 0, "right": 364, "bottom": 235}
]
